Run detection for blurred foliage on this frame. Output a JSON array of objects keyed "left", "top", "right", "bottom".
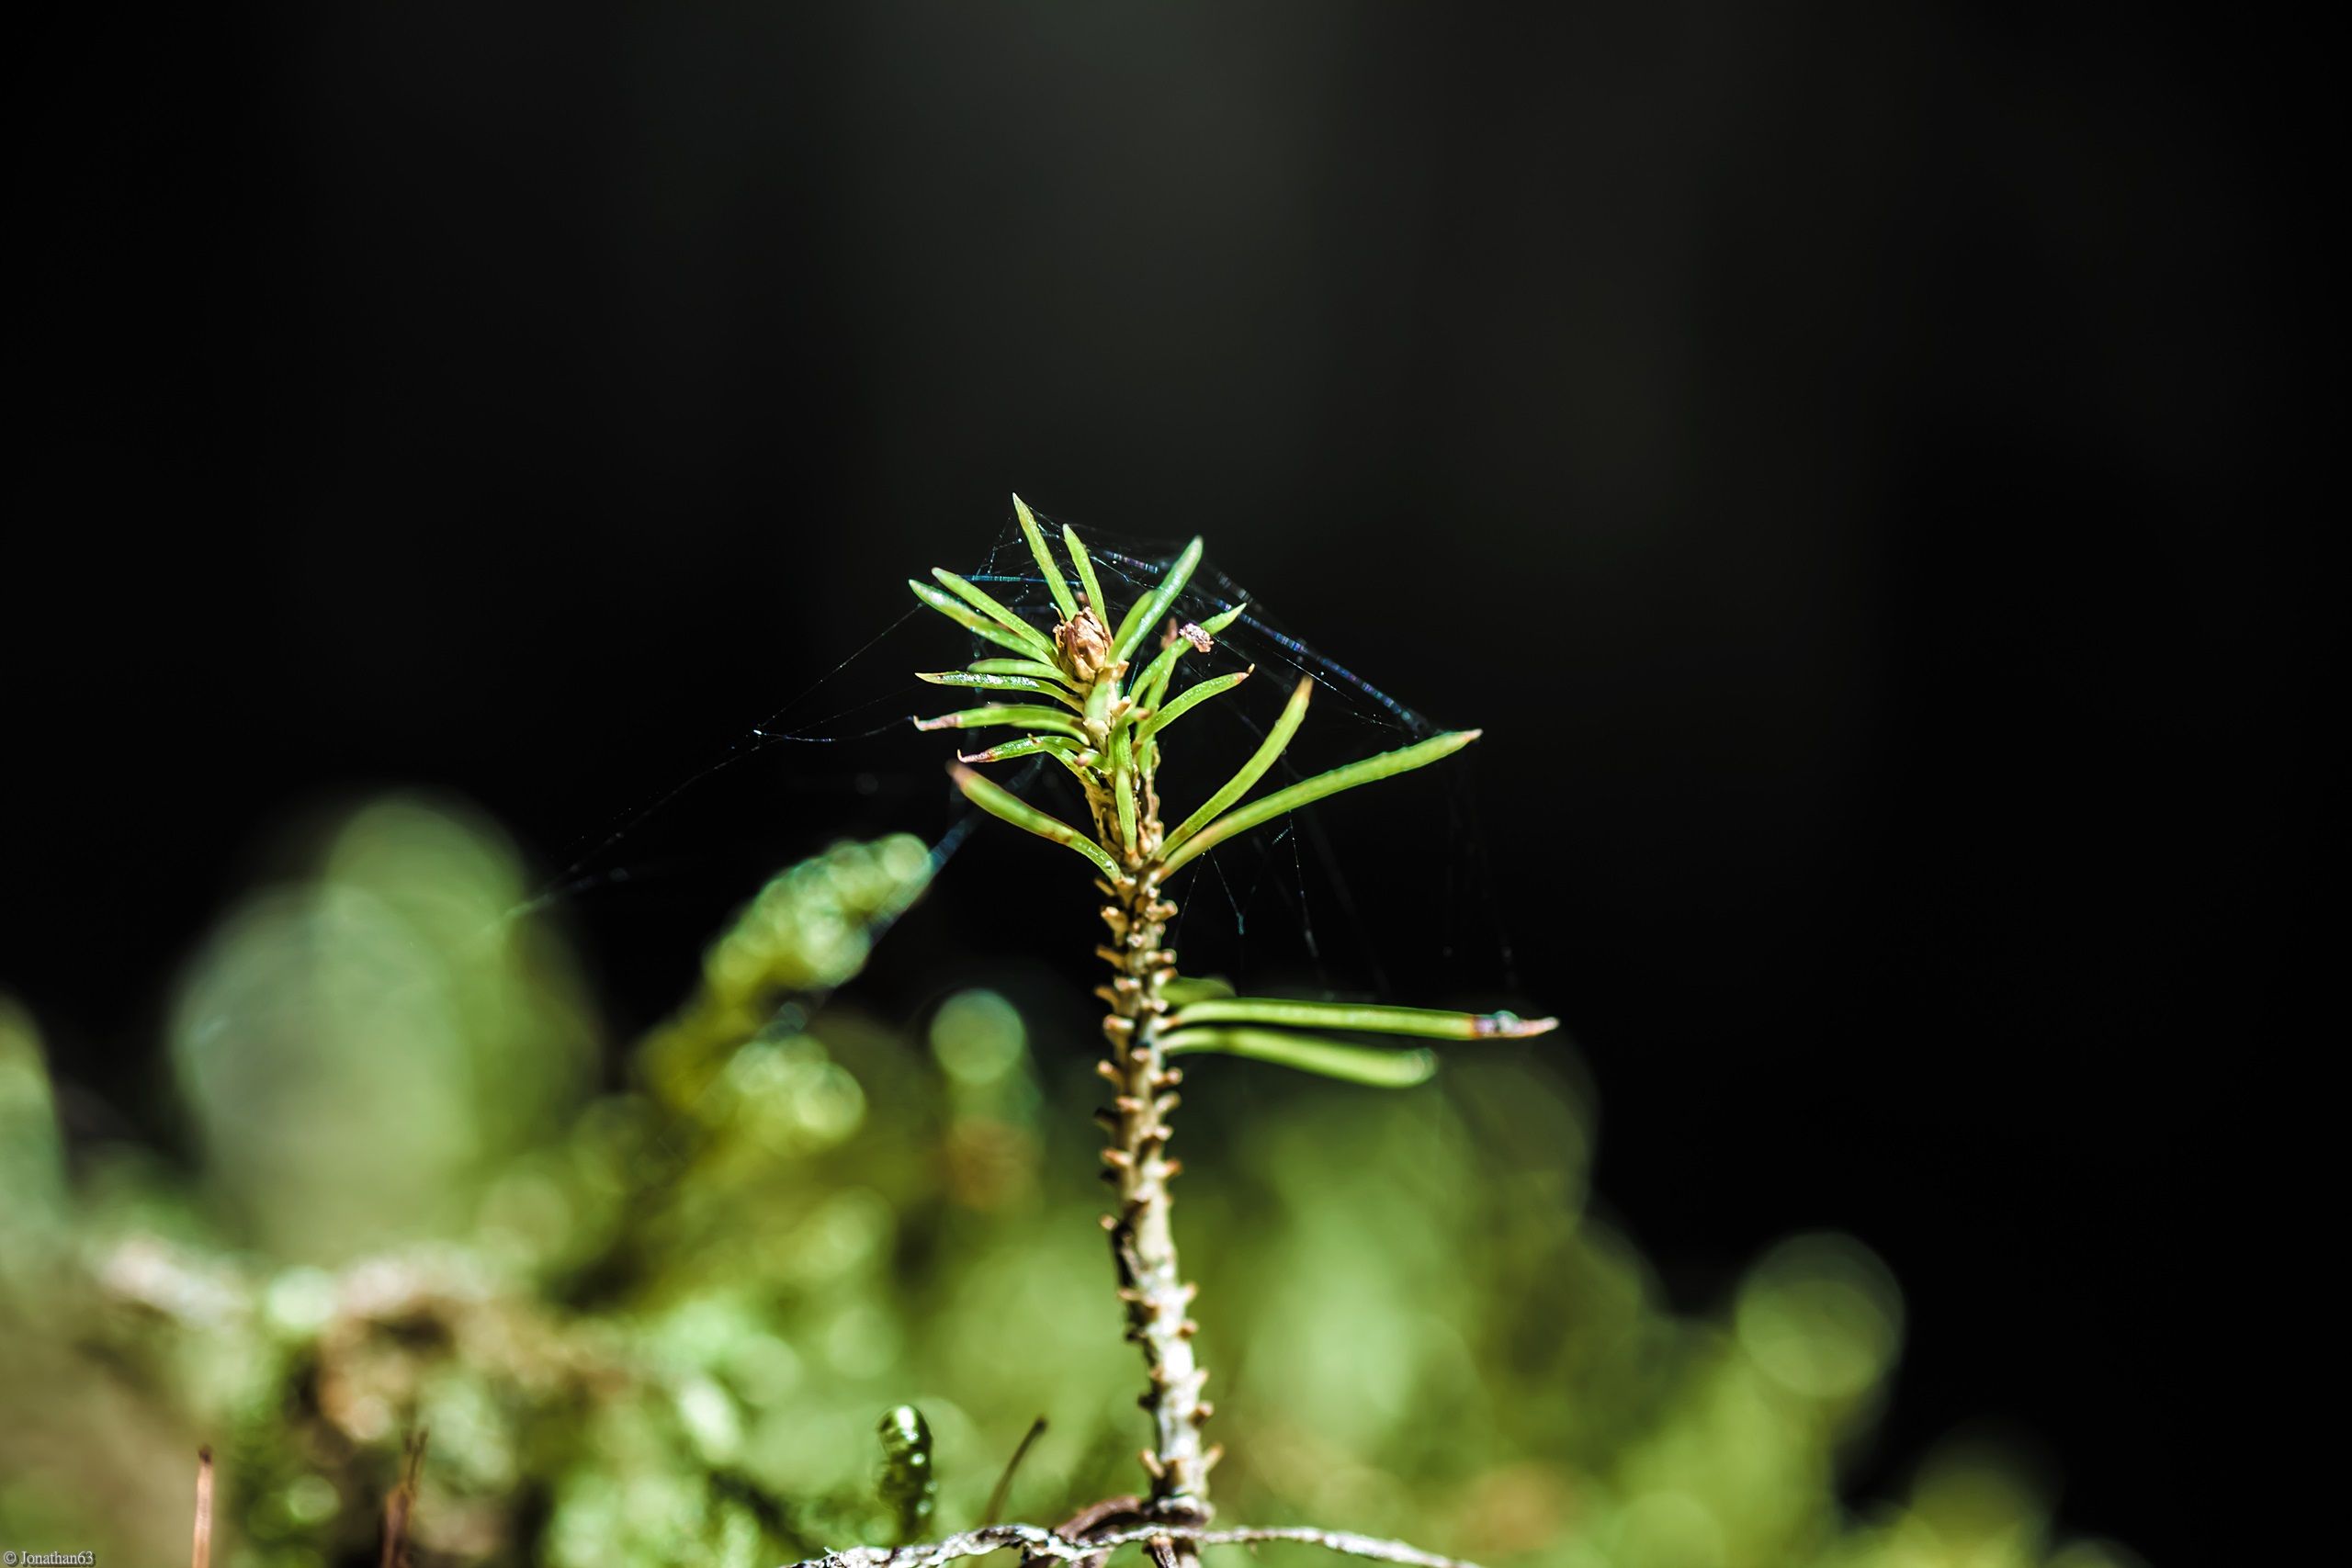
[{"left": 0, "top": 797, "right": 2141, "bottom": 1568}]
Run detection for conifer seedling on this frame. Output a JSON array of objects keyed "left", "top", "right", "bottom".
[{"left": 798, "top": 499, "right": 1555, "bottom": 1568}]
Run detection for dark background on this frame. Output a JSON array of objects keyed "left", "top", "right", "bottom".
[{"left": 6, "top": 4, "right": 2308, "bottom": 1560}]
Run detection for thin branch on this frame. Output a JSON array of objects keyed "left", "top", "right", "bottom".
[
  {"left": 1026, "top": 1495, "right": 1148, "bottom": 1568},
  {"left": 191, "top": 1445, "right": 215, "bottom": 1568},
  {"left": 1091, "top": 1524, "right": 1481, "bottom": 1568},
  {"left": 799, "top": 1521, "right": 1484, "bottom": 1568},
  {"left": 981, "top": 1416, "right": 1049, "bottom": 1527},
  {"left": 380, "top": 1427, "right": 428, "bottom": 1568}
]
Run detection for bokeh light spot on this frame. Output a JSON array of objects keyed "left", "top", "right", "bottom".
[
  {"left": 930, "top": 990, "right": 1027, "bottom": 1086},
  {"left": 1736, "top": 1232, "right": 1904, "bottom": 1402}
]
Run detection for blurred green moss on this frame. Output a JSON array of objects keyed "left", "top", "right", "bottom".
[{"left": 0, "top": 796, "right": 2137, "bottom": 1568}]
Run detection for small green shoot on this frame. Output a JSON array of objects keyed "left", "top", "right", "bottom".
[{"left": 910, "top": 499, "right": 1555, "bottom": 1543}]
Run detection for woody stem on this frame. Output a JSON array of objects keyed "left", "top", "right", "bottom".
[{"left": 1098, "top": 864, "right": 1213, "bottom": 1522}]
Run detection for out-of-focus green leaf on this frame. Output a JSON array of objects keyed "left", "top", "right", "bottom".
[
  {"left": 11, "top": 798, "right": 2086, "bottom": 1568},
  {"left": 167, "top": 796, "right": 597, "bottom": 1264},
  {"left": 642, "top": 831, "right": 934, "bottom": 1112},
  {"left": 876, "top": 1404, "right": 935, "bottom": 1546},
  {"left": 0, "top": 998, "right": 65, "bottom": 1254}
]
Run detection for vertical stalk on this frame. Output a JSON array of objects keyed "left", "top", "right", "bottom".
[{"left": 1096, "top": 863, "right": 1215, "bottom": 1528}]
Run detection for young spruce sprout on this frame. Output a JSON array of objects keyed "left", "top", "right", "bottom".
[{"left": 800, "top": 499, "right": 1555, "bottom": 1568}]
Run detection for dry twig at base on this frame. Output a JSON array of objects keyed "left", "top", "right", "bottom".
[
  {"left": 380, "top": 1427, "right": 428, "bottom": 1568},
  {"left": 191, "top": 1445, "right": 215, "bottom": 1568},
  {"left": 798, "top": 1520, "right": 1486, "bottom": 1568}
]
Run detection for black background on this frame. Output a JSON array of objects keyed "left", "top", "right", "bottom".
[{"left": 6, "top": 5, "right": 2310, "bottom": 1560}]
